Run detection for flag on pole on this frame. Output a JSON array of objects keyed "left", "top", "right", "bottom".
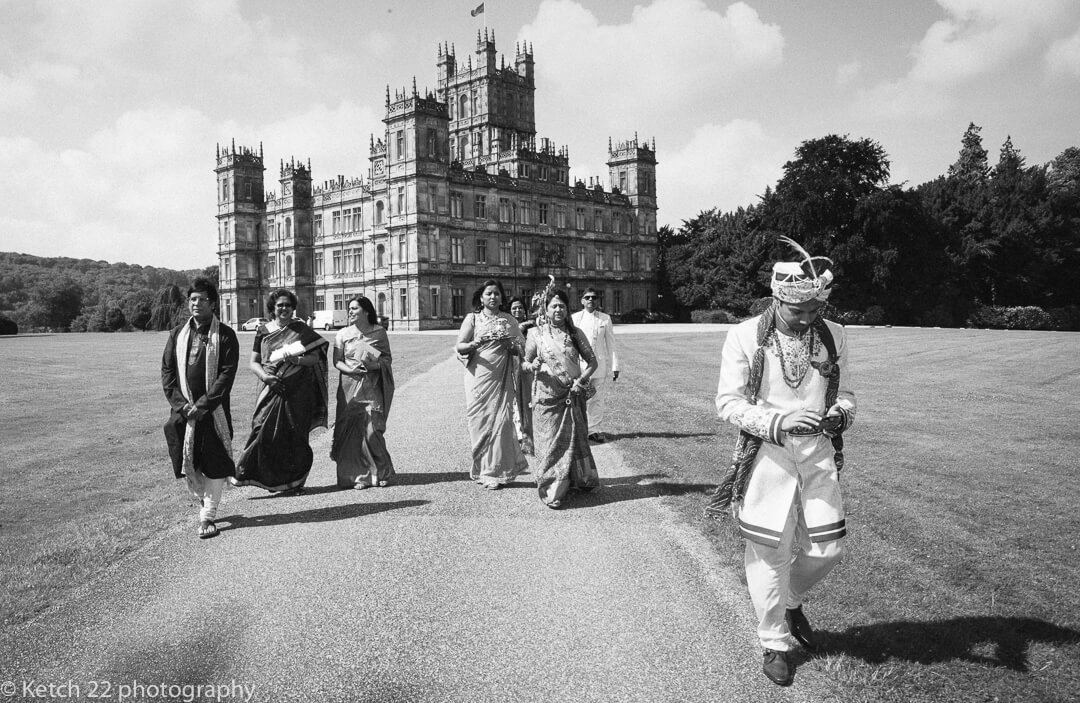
[{"left": 471, "top": 2, "right": 485, "bottom": 16}]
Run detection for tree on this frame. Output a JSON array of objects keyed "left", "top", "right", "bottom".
[
  {"left": 947, "top": 122, "right": 990, "bottom": 185},
  {"left": 150, "top": 284, "right": 186, "bottom": 331},
  {"left": 756, "top": 134, "right": 890, "bottom": 258}
]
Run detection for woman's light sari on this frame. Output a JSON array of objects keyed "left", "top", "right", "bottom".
[
  {"left": 331, "top": 325, "right": 395, "bottom": 488},
  {"left": 527, "top": 324, "right": 600, "bottom": 505},
  {"left": 233, "top": 320, "right": 329, "bottom": 492},
  {"left": 462, "top": 311, "right": 528, "bottom": 486}
]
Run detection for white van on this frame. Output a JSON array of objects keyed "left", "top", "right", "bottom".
[{"left": 312, "top": 309, "right": 348, "bottom": 330}]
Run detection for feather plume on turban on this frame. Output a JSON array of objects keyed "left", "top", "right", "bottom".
[{"left": 771, "top": 236, "right": 835, "bottom": 304}]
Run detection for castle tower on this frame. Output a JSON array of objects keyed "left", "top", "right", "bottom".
[
  {"left": 263, "top": 157, "right": 316, "bottom": 314},
  {"left": 215, "top": 140, "right": 265, "bottom": 325},
  {"left": 607, "top": 134, "right": 659, "bottom": 235}
]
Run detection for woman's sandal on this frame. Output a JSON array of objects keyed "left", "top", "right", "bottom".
[{"left": 197, "top": 520, "right": 219, "bottom": 539}]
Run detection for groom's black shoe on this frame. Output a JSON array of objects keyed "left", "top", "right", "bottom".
[
  {"left": 762, "top": 649, "right": 793, "bottom": 686},
  {"left": 786, "top": 606, "right": 817, "bottom": 651}
]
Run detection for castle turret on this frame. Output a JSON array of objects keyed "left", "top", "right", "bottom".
[{"left": 215, "top": 141, "right": 265, "bottom": 325}]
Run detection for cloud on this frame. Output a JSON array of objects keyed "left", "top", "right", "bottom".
[
  {"left": 522, "top": 0, "right": 783, "bottom": 135},
  {"left": 852, "top": 0, "right": 1080, "bottom": 120},
  {"left": 836, "top": 60, "right": 861, "bottom": 87},
  {"left": 1046, "top": 27, "right": 1080, "bottom": 75},
  {"left": 659, "top": 120, "right": 787, "bottom": 224},
  {"left": 0, "top": 72, "right": 36, "bottom": 111}
]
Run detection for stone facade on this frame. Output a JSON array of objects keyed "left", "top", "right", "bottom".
[{"left": 216, "top": 32, "right": 658, "bottom": 330}]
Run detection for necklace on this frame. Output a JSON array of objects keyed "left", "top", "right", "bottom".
[{"left": 773, "top": 327, "right": 816, "bottom": 389}]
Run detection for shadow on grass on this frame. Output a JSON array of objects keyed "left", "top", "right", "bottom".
[
  {"left": 817, "top": 616, "right": 1080, "bottom": 672},
  {"left": 561, "top": 474, "right": 715, "bottom": 510},
  {"left": 215, "top": 500, "right": 428, "bottom": 531},
  {"left": 603, "top": 431, "right": 716, "bottom": 441}
]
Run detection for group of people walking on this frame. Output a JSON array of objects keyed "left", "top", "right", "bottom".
[
  {"left": 161, "top": 237, "right": 854, "bottom": 688},
  {"left": 454, "top": 278, "right": 616, "bottom": 509},
  {"left": 161, "top": 283, "right": 396, "bottom": 539}
]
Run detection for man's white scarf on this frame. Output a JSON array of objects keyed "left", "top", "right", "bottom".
[{"left": 175, "top": 316, "right": 233, "bottom": 477}]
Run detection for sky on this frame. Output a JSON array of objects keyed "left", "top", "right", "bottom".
[{"left": 2, "top": 0, "right": 1079, "bottom": 270}]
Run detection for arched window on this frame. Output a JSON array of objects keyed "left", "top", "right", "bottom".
[
  {"left": 458, "top": 94, "right": 469, "bottom": 119},
  {"left": 376, "top": 244, "right": 385, "bottom": 268},
  {"left": 285, "top": 217, "right": 292, "bottom": 238},
  {"left": 375, "top": 201, "right": 385, "bottom": 225},
  {"left": 285, "top": 255, "right": 293, "bottom": 277},
  {"left": 377, "top": 292, "right": 387, "bottom": 315},
  {"left": 459, "top": 135, "right": 469, "bottom": 162}
]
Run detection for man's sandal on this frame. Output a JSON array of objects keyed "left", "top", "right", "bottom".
[{"left": 197, "top": 520, "right": 219, "bottom": 539}]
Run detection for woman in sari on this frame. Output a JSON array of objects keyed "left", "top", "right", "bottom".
[
  {"left": 331, "top": 295, "right": 395, "bottom": 489},
  {"left": 522, "top": 289, "right": 600, "bottom": 509},
  {"left": 455, "top": 279, "right": 528, "bottom": 489},
  {"left": 233, "top": 289, "right": 329, "bottom": 494}
]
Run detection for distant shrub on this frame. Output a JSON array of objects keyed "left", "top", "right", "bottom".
[
  {"left": 968, "top": 305, "right": 1054, "bottom": 330},
  {"left": 0, "top": 314, "right": 17, "bottom": 335},
  {"left": 690, "top": 309, "right": 739, "bottom": 324},
  {"left": 1003, "top": 306, "right": 1053, "bottom": 331},
  {"left": 917, "top": 304, "right": 956, "bottom": 328},
  {"left": 828, "top": 308, "right": 864, "bottom": 325}
]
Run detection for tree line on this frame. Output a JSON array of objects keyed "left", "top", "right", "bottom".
[
  {"left": 0, "top": 253, "right": 216, "bottom": 333},
  {"left": 659, "top": 124, "right": 1080, "bottom": 330}
]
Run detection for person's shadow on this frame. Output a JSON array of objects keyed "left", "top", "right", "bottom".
[
  {"left": 215, "top": 499, "right": 428, "bottom": 531},
  {"left": 560, "top": 473, "right": 715, "bottom": 509},
  {"left": 812, "top": 616, "right": 1080, "bottom": 672},
  {"left": 602, "top": 431, "right": 716, "bottom": 442}
]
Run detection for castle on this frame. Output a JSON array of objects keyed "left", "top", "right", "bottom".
[{"left": 215, "top": 31, "right": 658, "bottom": 330}]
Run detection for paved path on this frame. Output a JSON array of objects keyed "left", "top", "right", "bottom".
[{"left": 4, "top": 352, "right": 815, "bottom": 703}]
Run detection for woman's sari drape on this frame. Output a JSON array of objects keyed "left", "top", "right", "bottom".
[
  {"left": 528, "top": 325, "right": 600, "bottom": 505},
  {"left": 331, "top": 325, "right": 395, "bottom": 488},
  {"left": 463, "top": 312, "right": 528, "bottom": 486},
  {"left": 233, "top": 320, "right": 329, "bottom": 492}
]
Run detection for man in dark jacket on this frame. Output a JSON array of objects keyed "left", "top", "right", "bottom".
[{"left": 161, "top": 277, "right": 239, "bottom": 539}]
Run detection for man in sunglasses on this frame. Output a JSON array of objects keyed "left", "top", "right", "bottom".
[{"left": 571, "top": 287, "right": 619, "bottom": 443}]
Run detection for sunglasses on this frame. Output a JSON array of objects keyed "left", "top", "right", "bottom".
[{"left": 582, "top": 295, "right": 596, "bottom": 300}]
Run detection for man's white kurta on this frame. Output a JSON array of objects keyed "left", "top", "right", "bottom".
[
  {"left": 715, "top": 315, "right": 856, "bottom": 545},
  {"left": 571, "top": 309, "right": 619, "bottom": 434}
]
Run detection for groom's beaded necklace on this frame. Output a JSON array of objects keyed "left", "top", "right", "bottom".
[{"left": 772, "top": 327, "right": 818, "bottom": 390}]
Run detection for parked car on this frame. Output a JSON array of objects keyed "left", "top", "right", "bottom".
[{"left": 240, "top": 317, "right": 268, "bottom": 331}]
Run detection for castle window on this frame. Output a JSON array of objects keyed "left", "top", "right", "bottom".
[
  {"left": 576, "top": 246, "right": 587, "bottom": 269},
  {"left": 476, "top": 238, "right": 487, "bottom": 264},
  {"left": 500, "top": 240, "right": 512, "bottom": 266},
  {"left": 332, "top": 211, "right": 341, "bottom": 235},
  {"left": 332, "top": 250, "right": 341, "bottom": 274},
  {"left": 451, "top": 237, "right": 464, "bottom": 264},
  {"left": 613, "top": 249, "right": 622, "bottom": 270},
  {"left": 450, "top": 192, "right": 463, "bottom": 218},
  {"left": 451, "top": 287, "right": 465, "bottom": 317},
  {"left": 285, "top": 256, "right": 293, "bottom": 277},
  {"left": 315, "top": 252, "right": 323, "bottom": 276},
  {"left": 222, "top": 180, "right": 229, "bottom": 202},
  {"left": 613, "top": 290, "right": 622, "bottom": 314},
  {"left": 575, "top": 208, "right": 586, "bottom": 229},
  {"left": 458, "top": 94, "right": 469, "bottom": 119},
  {"left": 397, "top": 187, "right": 405, "bottom": 214},
  {"left": 222, "top": 259, "right": 231, "bottom": 283},
  {"left": 376, "top": 244, "right": 385, "bottom": 269},
  {"left": 396, "top": 130, "right": 405, "bottom": 161},
  {"left": 315, "top": 295, "right": 325, "bottom": 310},
  {"left": 498, "top": 198, "right": 510, "bottom": 222},
  {"left": 286, "top": 218, "right": 292, "bottom": 238},
  {"left": 595, "top": 249, "right": 604, "bottom": 270},
  {"left": 539, "top": 202, "right": 549, "bottom": 225},
  {"left": 458, "top": 135, "right": 469, "bottom": 161},
  {"left": 426, "top": 129, "right": 437, "bottom": 158},
  {"left": 314, "top": 214, "right": 322, "bottom": 238},
  {"left": 375, "top": 201, "right": 385, "bottom": 225},
  {"left": 619, "top": 171, "right": 627, "bottom": 192},
  {"left": 430, "top": 287, "right": 440, "bottom": 318},
  {"left": 351, "top": 248, "right": 362, "bottom": 272},
  {"left": 474, "top": 194, "right": 487, "bottom": 219},
  {"left": 556, "top": 206, "right": 566, "bottom": 228},
  {"left": 594, "top": 209, "right": 603, "bottom": 232},
  {"left": 399, "top": 288, "right": 408, "bottom": 318},
  {"left": 613, "top": 215, "right": 621, "bottom": 234},
  {"left": 377, "top": 293, "right": 386, "bottom": 316},
  {"left": 398, "top": 234, "right": 406, "bottom": 262},
  {"left": 353, "top": 207, "right": 363, "bottom": 231},
  {"left": 520, "top": 241, "right": 532, "bottom": 267},
  {"left": 539, "top": 166, "right": 549, "bottom": 181},
  {"left": 245, "top": 181, "right": 252, "bottom": 198},
  {"left": 334, "top": 294, "right": 345, "bottom": 311}
]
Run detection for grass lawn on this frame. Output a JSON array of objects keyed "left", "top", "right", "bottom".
[{"left": 3, "top": 325, "right": 1079, "bottom": 702}]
